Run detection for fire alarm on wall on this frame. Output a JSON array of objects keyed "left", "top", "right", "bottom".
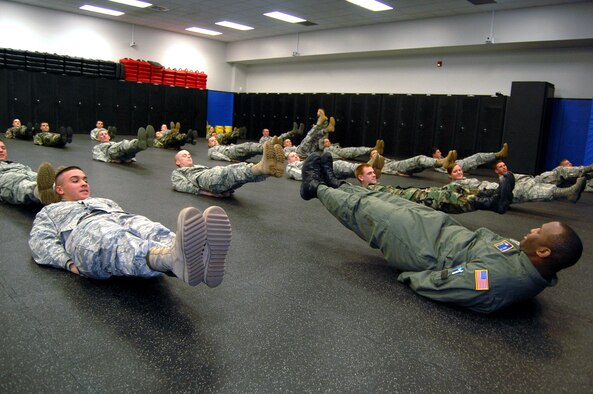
[{"left": 436, "top": 60, "right": 443, "bottom": 67}]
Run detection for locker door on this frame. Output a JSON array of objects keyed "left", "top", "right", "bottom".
[
  {"left": 434, "top": 95, "right": 458, "bottom": 153},
  {"left": 277, "top": 93, "right": 296, "bottom": 133},
  {"left": 114, "top": 81, "right": 132, "bottom": 134},
  {"left": 7, "top": 70, "right": 32, "bottom": 124},
  {"left": 56, "top": 75, "right": 79, "bottom": 131},
  {"left": 147, "top": 84, "right": 164, "bottom": 128},
  {"left": 333, "top": 94, "right": 350, "bottom": 147},
  {"left": 233, "top": 93, "right": 250, "bottom": 129},
  {"left": 394, "top": 94, "right": 416, "bottom": 158},
  {"left": 260, "top": 93, "right": 275, "bottom": 132},
  {"left": 30, "top": 73, "right": 58, "bottom": 126},
  {"left": 293, "top": 93, "right": 310, "bottom": 128},
  {"left": 96, "top": 78, "right": 117, "bottom": 128},
  {"left": 345, "top": 94, "right": 365, "bottom": 147},
  {"left": 361, "top": 94, "right": 381, "bottom": 148},
  {"left": 412, "top": 95, "right": 437, "bottom": 156},
  {"left": 454, "top": 96, "right": 480, "bottom": 159},
  {"left": 0, "top": 69, "right": 7, "bottom": 128},
  {"left": 476, "top": 96, "right": 506, "bottom": 155},
  {"left": 378, "top": 94, "right": 399, "bottom": 156},
  {"left": 130, "top": 83, "right": 150, "bottom": 130},
  {"left": 75, "top": 77, "right": 97, "bottom": 132}
]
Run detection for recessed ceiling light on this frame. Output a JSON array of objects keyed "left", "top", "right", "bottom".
[
  {"left": 185, "top": 27, "right": 223, "bottom": 36},
  {"left": 109, "top": 0, "right": 152, "bottom": 8},
  {"left": 215, "top": 21, "right": 254, "bottom": 31},
  {"left": 263, "top": 11, "right": 306, "bottom": 24},
  {"left": 346, "top": 0, "right": 393, "bottom": 12},
  {"left": 80, "top": 5, "right": 124, "bottom": 16}
]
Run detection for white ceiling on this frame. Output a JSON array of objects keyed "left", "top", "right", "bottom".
[{"left": 6, "top": 0, "right": 591, "bottom": 42}]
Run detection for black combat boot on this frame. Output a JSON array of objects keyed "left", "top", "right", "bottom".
[
  {"left": 319, "top": 152, "right": 343, "bottom": 188},
  {"left": 300, "top": 152, "right": 324, "bottom": 200}
]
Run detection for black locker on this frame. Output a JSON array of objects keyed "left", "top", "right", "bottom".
[
  {"left": 394, "top": 94, "right": 416, "bottom": 158},
  {"left": 246, "top": 93, "right": 262, "bottom": 139},
  {"left": 260, "top": 93, "right": 276, "bottom": 132},
  {"left": 31, "top": 73, "right": 58, "bottom": 127},
  {"left": 345, "top": 94, "right": 365, "bottom": 147},
  {"left": 75, "top": 77, "right": 97, "bottom": 132},
  {"left": 454, "top": 96, "right": 480, "bottom": 159},
  {"left": 475, "top": 95, "right": 506, "bottom": 155},
  {"left": 361, "top": 94, "right": 381, "bottom": 148},
  {"left": 95, "top": 78, "right": 117, "bottom": 128},
  {"left": 434, "top": 95, "right": 458, "bottom": 153},
  {"left": 193, "top": 89, "right": 208, "bottom": 132},
  {"left": 308, "top": 93, "right": 336, "bottom": 125},
  {"left": 130, "top": 83, "right": 150, "bottom": 130},
  {"left": 233, "top": 93, "right": 250, "bottom": 129},
  {"left": 267, "top": 94, "right": 284, "bottom": 132},
  {"left": 502, "top": 81, "right": 554, "bottom": 175},
  {"left": 0, "top": 69, "right": 8, "bottom": 128},
  {"left": 378, "top": 94, "right": 399, "bottom": 156},
  {"left": 7, "top": 70, "right": 32, "bottom": 123},
  {"left": 293, "top": 93, "right": 310, "bottom": 127},
  {"left": 276, "top": 93, "right": 297, "bottom": 133},
  {"left": 332, "top": 94, "right": 351, "bottom": 147},
  {"left": 412, "top": 95, "right": 438, "bottom": 156},
  {"left": 56, "top": 74, "right": 79, "bottom": 131},
  {"left": 114, "top": 81, "right": 132, "bottom": 134},
  {"left": 147, "top": 84, "right": 165, "bottom": 127}
]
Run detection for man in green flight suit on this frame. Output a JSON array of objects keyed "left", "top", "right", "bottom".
[{"left": 299, "top": 152, "right": 583, "bottom": 314}]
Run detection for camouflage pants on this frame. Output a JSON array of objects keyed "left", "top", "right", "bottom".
[
  {"left": 286, "top": 160, "right": 356, "bottom": 181},
  {"left": 225, "top": 142, "right": 263, "bottom": 161},
  {"left": 534, "top": 166, "right": 588, "bottom": 186},
  {"left": 366, "top": 183, "right": 475, "bottom": 213},
  {"left": 5, "top": 126, "right": 28, "bottom": 140},
  {"left": 325, "top": 145, "right": 372, "bottom": 160},
  {"left": 194, "top": 163, "right": 266, "bottom": 194},
  {"left": 456, "top": 152, "right": 496, "bottom": 172},
  {"left": 33, "top": 132, "right": 65, "bottom": 147},
  {"left": 0, "top": 170, "right": 38, "bottom": 205},
  {"left": 513, "top": 178, "right": 556, "bottom": 202},
  {"left": 383, "top": 155, "right": 437, "bottom": 175},
  {"left": 65, "top": 212, "right": 171, "bottom": 279},
  {"left": 93, "top": 140, "right": 142, "bottom": 162},
  {"left": 296, "top": 125, "right": 324, "bottom": 158},
  {"left": 154, "top": 132, "right": 187, "bottom": 149}
]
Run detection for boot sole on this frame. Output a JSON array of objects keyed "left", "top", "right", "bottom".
[
  {"left": 203, "top": 206, "right": 232, "bottom": 288},
  {"left": 146, "top": 125, "right": 155, "bottom": 147},
  {"left": 177, "top": 207, "right": 207, "bottom": 286},
  {"left": 36, "top": 162, "right": 61, "bottom": 205},
  {"left": 272, "top": 144, "right": 285, "bottom": 177},
  {"left": 137, "top": 127, "right": 147, "bottom": 150}
]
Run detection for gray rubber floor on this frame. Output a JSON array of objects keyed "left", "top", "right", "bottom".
[{"left": 1, "top": 134, "right": 592, "bottom": 392}]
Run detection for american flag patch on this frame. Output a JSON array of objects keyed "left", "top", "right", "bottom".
[
  {"left": 494, "top": 240, "right": 514, "bottom": 252},
  {"left": 475, "top": 270, "right": 489, "bottom": 291}
]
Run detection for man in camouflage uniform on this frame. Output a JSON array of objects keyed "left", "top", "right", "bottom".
[
  {"left": 33, "top": 122, "right": 72, "bottom": 147},
  {"left": 322, "top": 137, "right": 384, "bottom": 161},
  {"left": 355, "top": 161, "right": 514, "bottom": 214},
  {"left": 382, "top": 149, "right": 458, "bottom": 176},
  {"left": 29, "top": 164, "right": 232, "bottom": 288},
  {"left": 0, "top": 139, "right": 60, "bottom": 205},
  {"left": 154, "top": 123, "right": 197, "bottom": 149},
  {"left": 431, "top": 143, "right": 509, "bottom": 174},
  {"left": 92, "top": 127, "right": 154, "bottom": 163},
  {"left": 448, "top": 161, "right": 587, "bottom": 203},
  {"left": 260, "top": 122, "right": 305, "bottom": 144},
  {"left": 536, "top": 159, "right": 593, "bottom": 191},
  {"left": 207, "top": 135, "right": 264, "bottom": 162},
  {"left": 5, "top": 118, "right": 33, "bottom": 140},
  {"left": 299, "top": 153, "right": 583, "bottom": 314},
  {"left": 90, "top": 120, "right": 117, "bottom": 141},
  {"left": 173, "top": 141, "right": 285, "bottom": 197}
]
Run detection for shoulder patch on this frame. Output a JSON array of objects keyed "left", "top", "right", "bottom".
[
  {"left": 475, "top": 269, "right": 489, "bottom": 291},
  {"left": 494, "top": 240, "right": 514, "bottom": 252}
]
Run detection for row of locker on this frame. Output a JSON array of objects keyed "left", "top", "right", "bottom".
[
  {"left": 233, "top": 93, "right": 507, "bottom": 159},
  {"left": 0, "top": 48, "right": 122, "bottom": 79},
  {"left": 0, "top": 69, "right": 207, "bottom": 135}
]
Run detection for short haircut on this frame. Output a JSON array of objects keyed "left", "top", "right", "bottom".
[
  {"left": 547, "top": 222, "right": 583, "bottom": 271},
  {"left": 55, "top": 166, "right": 83, "bottom": 185},
  {"left": 431, "top": 147, "right": 440, "bottom": 155},
  {"left": 355, "top": 163, "right": 372, "bottom": 178}
]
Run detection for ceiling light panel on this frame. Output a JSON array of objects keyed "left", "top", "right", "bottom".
[
  {"left": 80, "top": 5, "right": 124, "bottom": 16},
  {"left": 185, "top": 27, "right": 223, "bottom": 36},
  {"left": 346, "top": 0, "right": 393, "bottom": 12},
  {"left": 109, "top": 0, "right": 152, "bottom": 8},
  {"left": 215, "top": 21, "right": 254, "bottom": 31},
  {"left": 263, "top": 11, "right": 306, "bottom": 23}
]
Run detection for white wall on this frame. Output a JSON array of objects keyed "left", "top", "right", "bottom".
[
  {"left": 1, "top": 1, "right": 592, "bottom": 98},
  {"left": 0, "top": 1, "right": 233, "bottom": 91}
]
